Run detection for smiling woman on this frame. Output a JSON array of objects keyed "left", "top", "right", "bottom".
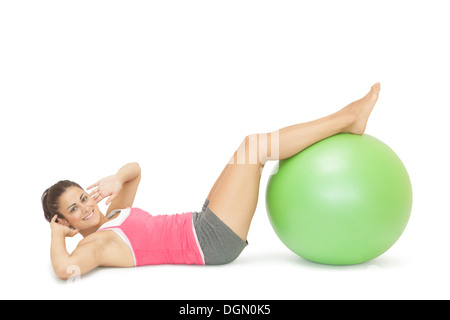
[
  {"left": 42, "top": 162, "right": 143, "bottom": 279},
  {"left": 42, "top": 180, "right": 83, "bottom": 225}
]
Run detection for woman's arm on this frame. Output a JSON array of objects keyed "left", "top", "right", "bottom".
[
  {"left": 88, "top": 162, "right": 141, "bottom": 215},
  {"left": 51, "top": 230, "right": 73, "bottom": 280},
  {"left": 50, "top": 216, "right": 100, "bottom": 280},
  {"left": 107, "top": 162, "right": 141, "bottom": 214}
]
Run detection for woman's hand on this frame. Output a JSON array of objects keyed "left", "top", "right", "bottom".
[
  {"left": 87, "top": 175, "right": 123, "bottom": 205},
  {"left": 50, "top": 215, "right": 79, "bottom": 237},
  {"left": 50, "top": 216, "right": 99, "bottom": 280}
]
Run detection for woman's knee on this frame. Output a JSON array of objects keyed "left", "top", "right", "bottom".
[{"left": 232, "top": 133, "right": 278, "bottom": 165}]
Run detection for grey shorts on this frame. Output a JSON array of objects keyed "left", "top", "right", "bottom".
[{"left": 192, "top": 199, "right": 248, "bottom": 265}]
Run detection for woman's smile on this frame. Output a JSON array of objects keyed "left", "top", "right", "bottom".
[{"left": 82, "top": 209, "right": 95, "bottom": 221}]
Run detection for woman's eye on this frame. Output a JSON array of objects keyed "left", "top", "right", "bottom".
[
  {"left": 82, "top": 196, "right": 88, "bottom": 202},
  {"left": 71, "top": 206, "right": 77, "bottom": 213}
]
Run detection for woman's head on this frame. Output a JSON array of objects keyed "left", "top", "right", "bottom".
[
  {"left": 42, "top": 180, "right": 103, "bottom": 231},
  {"left": 42, "top": 180, "right": 82, "bottom": 223}
]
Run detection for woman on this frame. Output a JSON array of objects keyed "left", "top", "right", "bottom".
[{"left": 42, "top": 83, "right": 380, "bottom": 280}]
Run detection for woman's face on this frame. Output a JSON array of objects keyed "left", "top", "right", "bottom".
[{"left": 58, "top": 186, "right": 102, "bottom": 231}]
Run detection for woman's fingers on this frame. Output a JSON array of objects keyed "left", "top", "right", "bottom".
[
  {"left": 105, "top": 193, "right": 117, "bottom": 206},
  {"left": 58, "top": 219, "right": 69, "bottom": 227},
  {"left": 87, "top": 182, "right": 98, "bottom": 191},
  {"left": 89, "top": 187, "right": 104, "bottom": 203},
  {"left": 69, "top": 228, "right": 80, "bottom": 237},
  {"left": 87, "top": 180, "right": 116, "bottom": 204},
  {"left": 94, "top": 195, "right": 103, "bottom": 203},
  {"left": 90, "top": 191, "right": 101, "bottom": 202},
  {"left": 91, "top": 191, "right": 107, "bottom": 204},
  {"left": 88, "top": 187, "right": 99, "bottom": 197}
]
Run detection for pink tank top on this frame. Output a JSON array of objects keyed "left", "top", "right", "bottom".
[{"left": 97, "top": 207, "right": 205, "bottom": 266}]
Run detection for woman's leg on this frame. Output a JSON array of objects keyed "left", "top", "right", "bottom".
[
  {"left": 207, "top": 83, "right": 380, "bottom": 241},
  {"left": 206, "top": 163, "right": 230, "bottom": 203}
]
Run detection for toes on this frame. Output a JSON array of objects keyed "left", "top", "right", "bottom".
[{"left": 371, "top": 82, "right": 381, "bottom": 94}]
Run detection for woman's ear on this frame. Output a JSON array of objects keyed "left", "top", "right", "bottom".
[
  {"left": 57, "top": 218, "right": 76, "bottom": 230},
  {"left": 56, "top": 217, "right": 70, "bottom": 227}
]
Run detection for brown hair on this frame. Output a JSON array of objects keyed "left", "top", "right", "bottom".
[{"left": 42, "top": 180, "right": 83, "bottom": 223}]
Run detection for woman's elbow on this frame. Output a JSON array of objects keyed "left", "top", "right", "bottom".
[
  {"left": 54, "top": 268, "right": 70, "bottom": 281},
  {"left": 134, "top": 163, "right": 142, "bottom": 180},
  {"left": 54, "top": 264, "right": 82, "bottom": 281},
  {"left": 129, "top": 162, "right": 141, "bottom": 177}
]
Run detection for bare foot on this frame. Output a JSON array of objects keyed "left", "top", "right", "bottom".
[{"left": 339, "top": 82, "right": 380, "bottom": 135}]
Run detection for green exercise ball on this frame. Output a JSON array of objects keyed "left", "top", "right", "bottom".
[{"left": 266, "top": 133, "right": 412, "bottom": 265}]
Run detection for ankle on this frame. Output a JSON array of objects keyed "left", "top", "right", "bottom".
[
  {"left": 341, "top": 113, "right": 357, "bottom": 132},
  {"left": 330, "top": 111, "right": 356, "bottom": 133}
]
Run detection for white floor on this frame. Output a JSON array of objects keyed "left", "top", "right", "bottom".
[{"left": 2, "top": 159, "right": 449, "bottom": 300}]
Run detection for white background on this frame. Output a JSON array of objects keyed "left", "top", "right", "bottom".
[{"left": 0, "top": 0, "right": 449, "bottom": 300}]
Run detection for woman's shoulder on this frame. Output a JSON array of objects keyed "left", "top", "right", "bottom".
[
  {"left": 78, "top": 226, "right": 135, "bottom": 267},
  {"left": 80, "top": 230, "right": 112, "bottom": 246}
]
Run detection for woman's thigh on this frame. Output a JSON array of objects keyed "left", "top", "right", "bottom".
[{"left": 208, "top": 136, "right": 264, "bottom": 241}]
